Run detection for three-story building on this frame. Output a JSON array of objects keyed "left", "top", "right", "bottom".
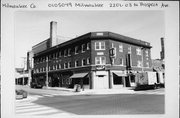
[{"left": 32, "top": 21, "right": 152, "bottom": 89}]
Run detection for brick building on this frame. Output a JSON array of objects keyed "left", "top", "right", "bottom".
[{"left": 32, "top": 21, "right": 153, "bottom": 89}]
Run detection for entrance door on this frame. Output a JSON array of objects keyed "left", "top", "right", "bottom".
[
  {"left": 94, "top": 71, "right": 108, "bottom": 89},
  {"left": 125, "top": 76, "right": 131, "bottom": 87}
]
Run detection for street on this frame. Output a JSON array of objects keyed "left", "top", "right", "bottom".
[{"left": 16, "top": 86, "right": 164, "bottom": 116}]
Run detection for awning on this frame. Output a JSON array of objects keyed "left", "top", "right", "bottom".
[
  {"left": 113, "top": 72, "right": 127, "bottom": 77},
  {"left": 69, "top": 73, "right": 88, "bottom": 79}
]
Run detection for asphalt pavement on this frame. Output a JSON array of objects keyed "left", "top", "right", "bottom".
[{"left": 16, "top": 85, "right": 165, "bottom": 116}]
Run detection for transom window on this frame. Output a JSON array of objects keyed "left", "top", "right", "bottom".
[
  {"left": 95, "top": 41, "right": 105, "bottom": 50},
  {"left": 95, "top": 56, "right": 106, "bottom": 65}
]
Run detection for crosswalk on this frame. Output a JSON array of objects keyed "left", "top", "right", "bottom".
[{"left": 16, "top": 96, "right": 75, "bottom": 116}]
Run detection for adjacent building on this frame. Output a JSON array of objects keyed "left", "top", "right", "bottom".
[{"left": 32, "top": 21, "right": 153, "bottom": 89}]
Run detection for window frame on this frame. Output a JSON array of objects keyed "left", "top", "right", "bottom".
[
  {"left": 128, "top": 46, "right": 131, "bottom": 54},
  {"left": 95, "top": 56, "right": 106, "bottom": 65},
  {"left": 81, "top": 44, "right": 85, "bottom": 53},
  {"left": 136, "top": 47, "right": 142, "bottom": 55},
  {"left": 119, "top": 58, "right": 123, "bottom": 66},
  {"left": 95, "top": 41, "right": 105, "bottom": 50},
  {"left": 119, "top": 44, "right": 123, "bottom": 52},
  {"left": 75, "top": 46, "right": 79, "bottom": 54}
]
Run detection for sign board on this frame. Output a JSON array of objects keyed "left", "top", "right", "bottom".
[
  {"left": 96, "top": 32, "right": 104, "bottom": 36},
  {"left": 96, "top": 65, "right": 105, "bottom": 70},
  {"left": 97, "top": 52, "right": 104, "bottom": 55}
]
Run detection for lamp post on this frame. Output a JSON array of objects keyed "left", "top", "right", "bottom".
[
  {"left": 46, "top": 56, "right": 49, "bottom": 87},
  {"left": 141, "top": 47, "right": 144, "bottom": 72},
  {"left": 21, "top": 57, "right": 26, "bottom": 85}
]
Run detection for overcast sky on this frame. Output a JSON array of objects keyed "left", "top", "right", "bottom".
[{"left": 15, "top": 10, "right": 165, "bottom": 68}]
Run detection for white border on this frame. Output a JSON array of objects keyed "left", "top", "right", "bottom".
[{"left": 1, "top": 1, "right": 179, "bottom": 118}]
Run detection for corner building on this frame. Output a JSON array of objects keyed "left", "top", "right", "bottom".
[{"left": 33, "top": 24, "right": 152, "bottom": 89}]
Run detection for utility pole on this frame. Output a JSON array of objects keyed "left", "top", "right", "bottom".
[
  {"left": 141, "top": 47, "right": 144, "bottom": 72},
  {"left": 21, "top": 57, "right": 26, "bottom": 85},
  {"left": 46, "top": 56, "right": 49, "bottom": 87}
]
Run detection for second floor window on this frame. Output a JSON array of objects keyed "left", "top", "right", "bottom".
[
  {"left": 82, "top": 59, "right": 86, "bottom": 66},
  {"left": 75, "top": 60, "right": 79, "bottom": 67},
  {"left": 68, "top": 62, "right": 72, "bottom": 68},
  {"left": 87, "top": 57, "right": 90, "bottom": 64},
  {"left": 95, "top": 41, "right": 105, "bottom": 50},
  {"left": 119, "top": 58, "right": 123, "bottom": 66},
  {"left": 146, "top": 62, "right": 149, "bottom": 67},
  {"left": 137, "top": 60, "right": 142, "bottom": 67},
  {"left": 95, "top": 56, "right": 106, "bottom": 65},
  {"left": 64, "top": 63, "right": 68, "bottom": 69}
]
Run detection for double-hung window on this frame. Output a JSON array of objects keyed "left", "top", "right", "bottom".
[
  {"left": 82, "top": 59, "right": 86, "bottom": 66},
  {"left": 87, "top": 43, "right": 90, "bottom": 50},
  {"left": 75, "top": 46, "right": 78, "bottom": 54},
  {"left": 95, "top": 41, "right": 105, "bottom": 50},
  {"left": 128, "top": 46, "right": 131, "bottom": 54},
  {"left": 136, "top": 48, "right": 141, "bottom": 55},
  {"left": 95, "top": 56, "right": 106, "bottom": 65},
  {"left": 119, "top": 44, "right": 123, "bottom": 52},
  {"left": 68, "top": 48, "right": 71, "bottom": 56},
  {"left": 81, "top": 44, "right": 85, "bottom": 53},
  {"left": 119, "top": 58, "right": 123, "bottom": 66}
]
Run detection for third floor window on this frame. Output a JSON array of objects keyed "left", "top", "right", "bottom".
[{"left": 95, "top": 41, "right": 105, "bottom": 50}]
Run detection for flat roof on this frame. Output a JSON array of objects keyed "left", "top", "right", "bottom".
[{"left": 34, "top": 31, "right": 152, "bottom": 57}]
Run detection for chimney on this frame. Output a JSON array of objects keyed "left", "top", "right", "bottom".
[
  {"left": 160, "top": 37, "right": 165, "bottom": 60},
  {"left": 50, "top": 21, "right": 57, "bottom": 47}
]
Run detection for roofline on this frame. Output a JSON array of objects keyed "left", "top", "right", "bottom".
[{"left": 34, "top": 31, "right": 152, "bottom": 57}]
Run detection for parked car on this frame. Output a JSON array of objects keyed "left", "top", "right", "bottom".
[
  {"left": 16, "top": 89, "right": 28, "bottom": 100},
  {"left": 30, "top": 81, "right": 43, "bottom": 89}
]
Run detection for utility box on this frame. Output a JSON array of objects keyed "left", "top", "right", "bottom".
[
  {"left": 135, "top": 72, "right": 148, "bottom": 86},
  {"left": 146, "top": 72, "right": 157, "bottom": 85}
]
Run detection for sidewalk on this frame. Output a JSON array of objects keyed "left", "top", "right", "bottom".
[
  {"left": 16, "top": 85, "right": 164, "bottom": 96},
  {"left": 45, "top": 86, "right": 136, "bottom": 95}
]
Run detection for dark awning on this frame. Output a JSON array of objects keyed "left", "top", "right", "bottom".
[
  {"left": 113, "top": 72, "right": 127, "bottom": 77},
  {"left": 69, "top": 73, "right": 88, "bottom": 79}
]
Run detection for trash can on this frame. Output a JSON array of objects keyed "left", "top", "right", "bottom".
[{"left": 75, "top": 84, "right": 81, "bottom": 92}]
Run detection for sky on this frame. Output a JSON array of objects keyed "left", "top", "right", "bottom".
[{"left": 15, "top": 10, "right": 165, "bottom": 68}]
